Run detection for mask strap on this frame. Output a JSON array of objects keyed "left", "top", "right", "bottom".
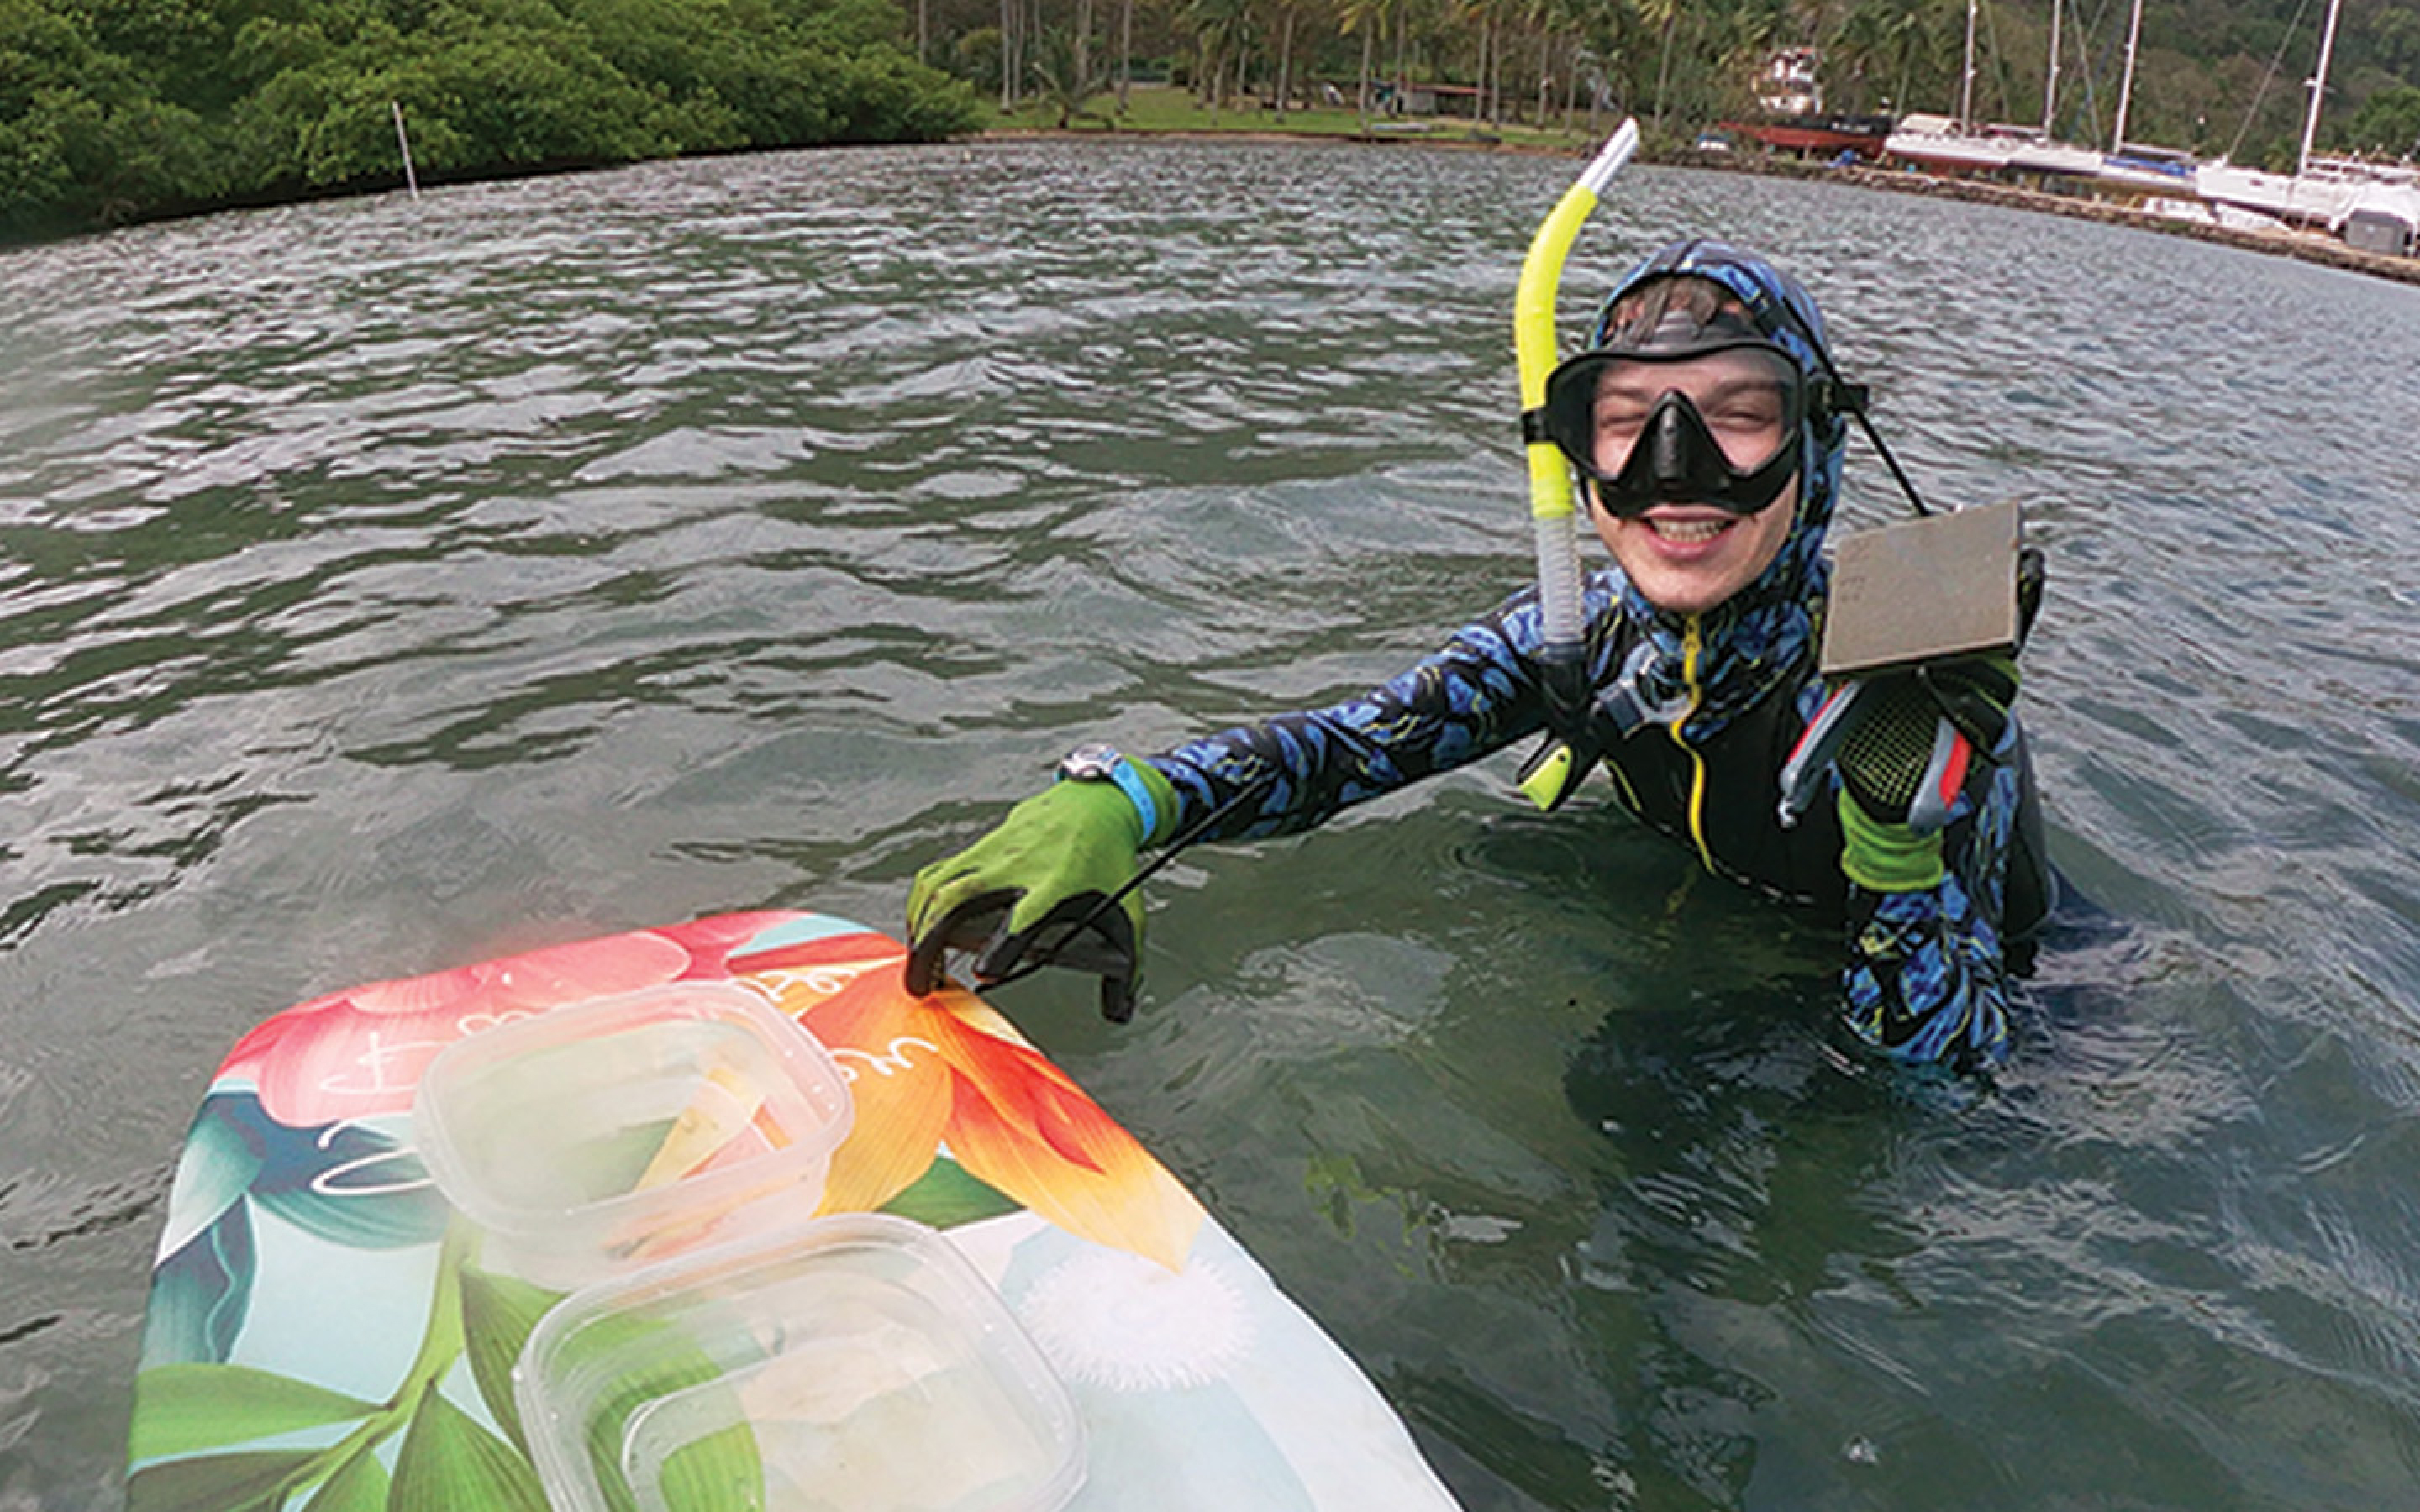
[
  {"left": 1760, "top": 297, "right": 1935, "bottom": 521},
  {"left": 1805, "top": 349, "right": 1932, "bottom": 519}
]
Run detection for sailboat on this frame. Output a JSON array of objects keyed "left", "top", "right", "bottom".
[
  {"left": 1883, "top": 0, "right": 2023, "bottom": 171},
  {"left": 2007, "top": 0, "right": 2104, "bottom": 177},
  {"left": 2091, "top": 0, "right": 2199, "bottom": 192},
  {"left": 2192, "top": 0, "right": 2376, "bottom": 226},
  {"left": 2333, "top": 176, "right": 2420, "bottom": 255},
  {"left": 1884, "top": 0, "right": 2104, "bottom": 179}
]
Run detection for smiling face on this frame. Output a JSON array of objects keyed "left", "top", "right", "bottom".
[
  {"left": 1593, "top": 476, "right": 1797, "bottom": 617},
  {"left": 1584, "top": 349, "right": 1801, "bottom": 616}
]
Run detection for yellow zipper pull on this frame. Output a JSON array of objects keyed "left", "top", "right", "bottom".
[{"left": 1668, "top": 615, "right": 1718, "bottom": 874}]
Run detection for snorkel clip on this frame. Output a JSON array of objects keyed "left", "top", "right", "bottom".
[{"left": 1515, "top": 643, "right": 1599, "bottom": 811}]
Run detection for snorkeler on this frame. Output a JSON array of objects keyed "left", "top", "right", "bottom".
[{"left": 903, "top": 238, "right": 2053, "bottom": 1073}]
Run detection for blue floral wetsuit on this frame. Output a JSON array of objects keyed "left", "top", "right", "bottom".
[
  {"left": 1139, "top": 568, "right": 2051, "bottom": 1072},
  {"left": 1137, "top": 241, "right": 2053, "bottom": 1073}
]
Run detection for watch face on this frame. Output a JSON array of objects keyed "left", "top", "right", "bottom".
[{"left": 1060, "top": 743, "right": 1121, "bottom": 780}]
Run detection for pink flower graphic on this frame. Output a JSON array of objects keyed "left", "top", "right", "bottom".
[{"left": 220, "top": 913, "right": 800, "bottom": 1124}]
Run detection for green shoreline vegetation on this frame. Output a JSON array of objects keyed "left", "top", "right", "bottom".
[
  {"left": 0, "top": 0, "right": 987, "bottom": 239},
  {"left": 3, "top": 0, "right": 2415, "bottom": 244}
]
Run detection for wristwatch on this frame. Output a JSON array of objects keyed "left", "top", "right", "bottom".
[{"left": 1056, "top": 742, "right": 1160, "bottom": 840}]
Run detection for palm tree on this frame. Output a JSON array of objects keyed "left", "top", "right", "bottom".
[
  {"left": 1711, "top": 5, "right": 1783, "bottom": 118},
  {"left": 1031, "top": 24, "right": 1111, "bottom": 124},
  {"left": 1262, "top": 0, "right": 1325, "bottom": 114},
  {"left": 1832, "top": 0, "right": 1951, "bottom": 113},
  {"left": 1633, "top": 0, "right": 1680, "bottom": 124},
  {"left": 1392, "top": 0, "right": 1429, "bottom": 115},
  {"left": 1907, "top": 0, "right": 1965, "bottom": 116},
  {"left": 1076, "top": 0, "right": 1096, "bottom": 102},
  {"left": 1563, "top": 0, "right": 1639, "bottom": 127},
  {"left": 1117, "top": 0, "right": 1139, "bottom": 111},
  {"left": 1188, "top": 0, "right": 1253, "bottom": 116},
  {"left": 1458, "top": 0, "right": 1501, "bottom": 123},
  {"left": 1528, "top": 0, "right": 1581, "bottom": 128},
  {"left": 1002, "top": 0, "right": 1018, "bottom": 108},
  {"left": 1339, "top": 0, "right": 1389, "bottom": 124},
  {"left": 1828, "top": 0, "right": 1890, "bottom": 109}
]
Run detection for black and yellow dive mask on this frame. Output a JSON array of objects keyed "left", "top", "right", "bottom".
[{"left": 1538, "top": 340, "right": 1810, "bottom": 518}]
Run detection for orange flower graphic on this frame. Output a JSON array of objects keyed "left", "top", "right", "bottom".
[
  {"left": 209, "top": 911, "right": 1200, "bottom": 1272},
  {"left": 728, "top": 932, "right": 1204, "bottom": 1273}
]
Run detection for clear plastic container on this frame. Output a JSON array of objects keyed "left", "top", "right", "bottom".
[
  {"left": 517, "top": 1213, "right": 1086, "bottom": 1512},
  {"left": 413, "top": 982, "right": 854, "bottom": 1289}
]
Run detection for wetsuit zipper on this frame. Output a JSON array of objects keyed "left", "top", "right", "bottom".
[{"left": 1667, "top": 614, "right": 1718, "bottom": 873}]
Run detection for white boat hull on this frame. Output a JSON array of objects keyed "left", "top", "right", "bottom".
[
  {"left": 1886, "top": 133, "right": 2015, "bottom": 172},
  {"left": 2196, "top": 161, "right": 2353, "bottom": 224},
  {"left": 2008, "top": 140, "right": 2105, "bottom": 176}
]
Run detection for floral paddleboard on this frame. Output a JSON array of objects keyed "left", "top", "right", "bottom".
[{"left": 129, "top": 910, "right": 1463, "bottom": 1510}]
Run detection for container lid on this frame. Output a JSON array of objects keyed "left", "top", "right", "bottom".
[
  {"left": 413, "top": 982, "right": 853, "bottom": 1277},
  {"left": 517, "top": 1213, "right": 1086, "bottom": 1512}
]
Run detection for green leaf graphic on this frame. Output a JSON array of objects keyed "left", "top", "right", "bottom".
[
  {"left": 460, "top": 1267, "right": 565, "bottom": 1456},
  {"left": 157, "top": 1108, "right": 264, "bottom": 1261},
  {"left": 388, "top": 1389, "right": 550, "bottom": 1512},
  {"left": 128, "top": 1364, "right": 376, "bottom": 1462},
  {"left": 562, "top": 1313, "right": 760, "bottom": 1512},
  {"left": 125, "top": 1446, "right": 321, "bottom": 1512},
  {"left": 880, "top": 1154, "right": 1020, "bottom": 1229},
  {"left": 649, "top": 1420, "right": 769, "bottom": 1512},
  {"left": 302, "top": 1445, "right": 390, "bottom": 1512}
]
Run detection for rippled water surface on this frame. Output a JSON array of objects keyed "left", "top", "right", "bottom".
[{"left": 7, "top": 140, "right": 2420, "bottom": 1510}]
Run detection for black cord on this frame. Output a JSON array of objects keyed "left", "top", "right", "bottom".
[
  {"left": 1771, "top": 295, "right": 1935, "bottom": 520},
  {"left": 972, "top": 768, "right": 1281, "bottom": 993},
  {"left": 1846, "top": 407, "right": 1934, "bottom": 519}
]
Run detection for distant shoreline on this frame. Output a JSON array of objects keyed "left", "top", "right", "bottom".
[
  {"left": 1731, "top": 150, "right": 2420, "bottom": 291},
  {"left": 983, "top": 124, "right": 2420, "bottom": 291}
]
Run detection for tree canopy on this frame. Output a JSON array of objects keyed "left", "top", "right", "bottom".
[
  {"left": 950, "top": 0, "right": 2414, "bottom": 171},
  {"left": 0, "top": 0, "right": 984, "bottom": 238},
  {"left": 4, "top": 0, "right": 2413, "bottom": 239}
]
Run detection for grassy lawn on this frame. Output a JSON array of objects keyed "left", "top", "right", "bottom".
[{"left": 988, "top": 81, "right": 1600, "bottom": 151}]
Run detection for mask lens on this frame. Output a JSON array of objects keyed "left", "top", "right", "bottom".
[{"left": 1564, "top": 347, "right": 1797, "bottom": 477}]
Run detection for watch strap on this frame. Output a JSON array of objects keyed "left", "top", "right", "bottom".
[{"left": 1059, "top": 748, "right": 1160, "bottom": 843}]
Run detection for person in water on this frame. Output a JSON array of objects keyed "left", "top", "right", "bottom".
[{"left": 905, "top": 239, "right": 2053, "bottom": 1072}]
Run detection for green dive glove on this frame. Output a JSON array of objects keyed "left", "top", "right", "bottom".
[
  {"left": 904, "top": 759, "right": 1177, "bottom": 1022},
  {"left": 1784, "top": 657, "right": 2018, "bottom": 895}
]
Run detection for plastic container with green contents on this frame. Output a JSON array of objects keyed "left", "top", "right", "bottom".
[
  {"left": 515, "top": 1213, "right": 1087, "bottom": 1512},
  {"left": 413, "top": 982, "right": 854, "bottom": 1289}
]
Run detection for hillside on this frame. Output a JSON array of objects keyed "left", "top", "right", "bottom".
[
  {"left": 3, "top": 0, "right": 2414, "bottom": 240},
  {"left": 0, "top": 0, "right": 984, "bottom": 239}
]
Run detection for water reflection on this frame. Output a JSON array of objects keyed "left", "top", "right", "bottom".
[{"left": 4, "top": 141, "right": 2420, "bottom": 1510}]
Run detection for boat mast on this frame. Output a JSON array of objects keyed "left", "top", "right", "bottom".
[
  {"left": 2296, "top": 0, "right": 2344, "bottom": 176},
  {"left": 2112, "top": 0, "right": 2143, "bottom": 150},
  {"left": 2043, "top": 0, "right": 2063, "bottom": 134},
  {"left": 1958, "top": 0, "right": 1979, "bottom": 130}
]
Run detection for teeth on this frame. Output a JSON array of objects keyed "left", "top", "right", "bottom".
[{"left": 1649, "top": 517, "right": 1728, "bottom": 543}]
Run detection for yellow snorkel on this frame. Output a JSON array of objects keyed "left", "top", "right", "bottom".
[{"left": 1512, "top": 118, "right": 1639, "bottom": 811}]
